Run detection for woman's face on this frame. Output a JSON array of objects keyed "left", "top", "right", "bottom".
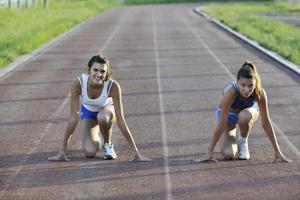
[
  {"left": 89, "top": 63, "right": 108, "bottom": 85},
  {"left": 237, "top": 78, "right": 256, "bottom": 98}
]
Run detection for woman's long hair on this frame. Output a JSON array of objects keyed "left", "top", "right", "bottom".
[{"left": 237, "top": 61, "right": 263, "bottom": 100}]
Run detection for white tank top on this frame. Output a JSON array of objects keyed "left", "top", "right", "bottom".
[{"left": 77, "top": 74, "right": 114, "bottom": 112}]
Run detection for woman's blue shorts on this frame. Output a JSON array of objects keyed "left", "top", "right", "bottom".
[
  {"left": 80, "top": 105, "right": 98, "bottom": 120},
  {"left": 215, "top": 103, "right": 259, "bottom": 124}
]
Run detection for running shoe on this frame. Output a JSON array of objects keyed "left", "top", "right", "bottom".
[
  {"left": 103, "top": 143, "right": 117, "bottom": 160},
  {"left": 238, "top": 139, "right": 250, "bottom": 160}
]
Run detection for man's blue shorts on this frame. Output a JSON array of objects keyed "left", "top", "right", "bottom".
[{"left": 80, "top": 105, "right": 98, "bottom": 120}]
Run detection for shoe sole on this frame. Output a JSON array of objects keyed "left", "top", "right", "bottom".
[
  {"left": 238, "top": 156, "right": 250, "bottom": 160},
  {"left": 103, "top": 155, "right": 117, "bottom": 160}
]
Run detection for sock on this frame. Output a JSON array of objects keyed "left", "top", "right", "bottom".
[{"left": 239, "top": 136, "right": 248, "bottom": 143}]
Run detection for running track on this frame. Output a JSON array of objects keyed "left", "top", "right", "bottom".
[{"left": 0, "top": 4, "right": 300, "bottom": 200}]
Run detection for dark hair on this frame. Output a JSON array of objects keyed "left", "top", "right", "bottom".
[
  {"left": 237, "top": 61, "right": 263, "bottom": 100},
  {"left": 85, "top": 54, "right": 112, "bottom": 80}
]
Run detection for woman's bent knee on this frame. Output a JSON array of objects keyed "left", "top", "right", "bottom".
[
  {"left": 221, "top": 142, "right": 238, "bottom": 160},
  {"left": 222, "top": 148, "right": 238, "bottom": 160},
  {"left": 83, "top": 149, "right": 97, "bottom": 158},
  {"left": 82, "top": 140, "right": 100, "bottom": 158},
  {"left": 238, "top": 111, "right": 253, "bottom": 125},
  {"left": 97, "top": 110, "right": 113, "bottom": 126},
  {"left": 238, "top": 108, "right": 258, "bottom": 125}
]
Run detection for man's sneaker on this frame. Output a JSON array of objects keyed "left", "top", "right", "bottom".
[
  {"left": 103, "top": 143, "right": 117, "bottom": 160},
  {"left": 238, "top": 139, "right": 250, "bottom": 160}
]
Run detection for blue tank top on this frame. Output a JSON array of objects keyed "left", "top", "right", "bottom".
[{"left": 223, "top": 82, "right": 255, "bottom": 110}]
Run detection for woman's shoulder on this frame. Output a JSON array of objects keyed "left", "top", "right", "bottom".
[
  {"left": 223, "top": 81, "right": 238, "bottom": 96},
  {"left": 256, "top": 87, "right": 267, "bottom": 102},
  {"left": 76, "top": 73, "right": 87, "bottom": 76},
  {"left": 226, "top": 81, "right": 238, "bottom": 90},
  {"left": 108, "top": 79, "right": 121, "bottom": 94},
  {"left": 74, "top": 74, "right": 85, "bottom": 84},
  {"left": 70, "top": 77, "right": 82, "bottom": 96},
  {"left": 72, "top": 74, "right": 87, "bottom": 89},
  {"left": 107, "top": 79, "right": 119, "bottom": 85}
]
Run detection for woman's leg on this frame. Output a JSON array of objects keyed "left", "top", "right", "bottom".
[
  {"left": 81, "top": 119, "right": 101, "bottom": 158},
  {"left": 97, "top": 105, "right": 117, "bottom": 160},
  {"left": 215, "top": 107, "right": 238, "bottom": 160},
  {"left": 237, "top": 107, "right": 259, "bottom": 159},
  {"left": 97, "top": 105, "right": 116, "bottom": 144},
  {"left": 238, "top": 107, "right": 259, "bottom": 138},
  {"left": 220, "top": 123, "right": 238, "bottom": 160}
]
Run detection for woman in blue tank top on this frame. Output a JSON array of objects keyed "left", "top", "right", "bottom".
[
  {"left": 48, "top": 54, "right": 150, "bottom": 162},
  {"left": 196, "top": 61, "right": 291, "bottom": 162}
]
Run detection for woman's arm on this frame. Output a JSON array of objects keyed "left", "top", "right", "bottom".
[
  {"left": 196, "top": 86, "right": 236, "bottom": 162},
  {"left": 257, "top": 89, "right": 292, "bottom": 163},
  {"left": 48, "top": 79, "right": 81, "bottom": 161},
  {"left": 208, "top": 89, "right": 236, "bottom": 152},
  {"left": 110, "top": 81, "right": 150, "bottom": 161}
]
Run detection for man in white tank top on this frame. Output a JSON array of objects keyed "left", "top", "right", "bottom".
[{"left": 48, "top": 54, "right": 150, "bottom": 162}]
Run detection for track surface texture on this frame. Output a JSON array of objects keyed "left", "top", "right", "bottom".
[{"left": 1, "top": 4, "right": 299, "bottom": 200}]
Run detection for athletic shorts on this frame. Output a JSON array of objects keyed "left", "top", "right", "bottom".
[
  {"left": 215, "top": 103, "right": 259, "bottom": 124},
  {"left": 80, "top": 105, "right": 98, "bottom": 120}
]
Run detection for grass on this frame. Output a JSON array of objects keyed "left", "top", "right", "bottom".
[
  {"left": 0, "top": 0, "right": 120, "bottom": 68},
  {"left": 125, "top": 0, "right": 270, "bottom": 5},
  {"left": 125, "top": 0, "right": 199, "bottom": 4},
  {"left": 2, "top": 0, "right": 299, "bottom": 68},
  {"left": 202, "top": 2, "right": 300, "bottom": 66}
]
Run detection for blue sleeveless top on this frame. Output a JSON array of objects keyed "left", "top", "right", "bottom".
[{"left": 223, "top": 82, "right": 255, "bottom": 110}]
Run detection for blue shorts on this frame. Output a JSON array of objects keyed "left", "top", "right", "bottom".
[
  {"left": 80, "top": 105, "right": 98, "bottom": 120},
  {"left": 215, "top": 103, "right": 259, "bottom": 124}
]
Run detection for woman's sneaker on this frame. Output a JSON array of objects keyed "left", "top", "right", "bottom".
[
  {"left": 238, "top": 139, "right": 250, "bottom": 160},
  {"left": 103, "top": 143, "right": 117, "bottom": 160}
]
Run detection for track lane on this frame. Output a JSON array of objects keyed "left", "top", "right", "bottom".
[{"left": 1, "top": 4, "right": 299, "bottom": 200}]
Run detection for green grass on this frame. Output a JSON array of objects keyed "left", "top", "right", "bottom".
[
  {"left": 125, "top": 0, "right": 200, "bottom": 4},
  {"left": 0, "top": 0, "right": 120, "bottom": 68},
  {"left": 203, "top": 2, "right": 300, "bottom": 65},
  {"left": 125, "top": 0, "right": 271, "bottom": 5}
]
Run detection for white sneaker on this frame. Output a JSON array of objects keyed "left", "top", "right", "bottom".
[
  {"left": 103, "top": 143, "right": 117, "bottom": 160},
  {"left": 238, "top": 139, "right": 250, "bottom": 160}
]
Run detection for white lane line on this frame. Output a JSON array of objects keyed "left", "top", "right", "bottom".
[
  {"left": 0, "top": 10, "right": 129, "bottom": 199},
  {"left": 152, "top": 9, "right": 173, "bottom": 200},
  {"left": 178, "top": 12, "right": 235, "bottom": 80},
  {"left": 0, "top": 96, "right": 70, "bottom": 198},
  {"left": 99, "top": 11, "right": 129, "bottom": 53},
  {"left": 272, "top": 122, "right": 300, "bottom": 158},
  {"left": 194, "top": 7, "right": 300, "bottom": 76},
  {"left": 177, "top": 11, "right": 300, "bottom": 159}
]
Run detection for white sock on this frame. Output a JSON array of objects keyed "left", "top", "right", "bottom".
[{"left": 239, "top": 136, "right": 248, "bottom": 143}]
